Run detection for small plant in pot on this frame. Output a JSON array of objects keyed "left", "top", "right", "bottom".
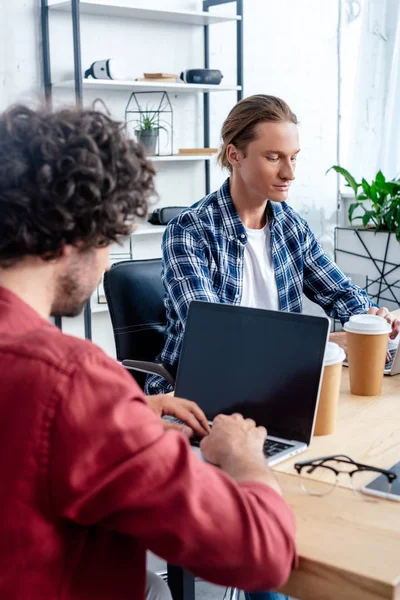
[
  {"left": 328, "top": 166, "right": 400, "bottom": 241},
  {"left": 134, "top": 109, "right": 168, "bottom": 156}
]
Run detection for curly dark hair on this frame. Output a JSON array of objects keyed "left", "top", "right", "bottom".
[{"left": 0, "top": 104, "right": 156, "bottom": 267}]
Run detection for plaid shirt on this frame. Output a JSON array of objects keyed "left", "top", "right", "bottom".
[{"left": 145, "top": 178, "right": 372, "bottom": 394}]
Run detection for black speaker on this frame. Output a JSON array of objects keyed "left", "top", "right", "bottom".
[
  {"left": 148, "top": 206, "right": 187, "bottom": 225},
  {"left": 180, "top": 69, "right": 223, "bottom": 85}
]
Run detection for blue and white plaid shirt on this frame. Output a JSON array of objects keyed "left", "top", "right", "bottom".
[{"left": 145, "top": 178, "right": 372, "bottom": 394}]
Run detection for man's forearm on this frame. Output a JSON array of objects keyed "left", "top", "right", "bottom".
[{"left": 221, "top": 459, "right": 283, "bottom": 496}]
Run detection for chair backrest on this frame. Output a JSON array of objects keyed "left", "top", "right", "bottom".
[{"left": 104, "top": 259, "right": 166, "bottom": 389}]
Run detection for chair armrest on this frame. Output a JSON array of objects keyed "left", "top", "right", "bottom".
[{"left": 122, "top": 360, "right": 176, "bottom": 387}]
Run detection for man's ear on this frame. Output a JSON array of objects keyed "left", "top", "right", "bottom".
[
  {"left": 226, "top": 143, "right": 242, "bottom": 169},
  {"left": 40, "top": 243, "right": 72, "bottom": 264},
  {"left": 57, "top": 243, "right": 75, "bottom": 260}
]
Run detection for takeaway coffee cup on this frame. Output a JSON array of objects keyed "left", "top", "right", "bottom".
[
  {"left": 343, "top": 315, "right": 391, "bottom": 396},
  {"left": 314, "top": 342, "right": 345, "bottom": 436}
]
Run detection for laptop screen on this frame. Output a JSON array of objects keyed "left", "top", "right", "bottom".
[{"left": 175, "top": 302, "right": 330, "bottom": 445}]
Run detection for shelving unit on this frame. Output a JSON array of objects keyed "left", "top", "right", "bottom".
[
  {"left": 41, "top": 0, "right": 243, "bottom": 340},
  {"left": 53, "top": 78, "right": 241, "bottom": 94},
  {"left": 48, "top": 0, "right": 241, "bottom": 26}
]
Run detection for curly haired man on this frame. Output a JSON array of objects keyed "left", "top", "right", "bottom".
[{"left": 0, "top": 105, "right": 297, "bottom": 600}]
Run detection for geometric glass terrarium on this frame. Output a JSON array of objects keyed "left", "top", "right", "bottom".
[{"left": 125, "top": 91, "right": 173, "bottom": 156}]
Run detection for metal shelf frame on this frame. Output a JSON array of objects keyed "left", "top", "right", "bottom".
[{"left": 40, "top": 0, "right": 243, "bottom": 347}]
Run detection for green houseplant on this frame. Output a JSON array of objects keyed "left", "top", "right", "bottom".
[
  {"left": 328, "top": 166, "right": 400, "bottom": 242},
  {"left": 134, "top": 109, "right": 168, "bottom": 155},
  {"left": 328, "top": 166, "right": 400, "bottom": 309}
]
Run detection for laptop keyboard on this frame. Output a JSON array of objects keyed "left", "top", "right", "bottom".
[
  {"left": 163, "top": 416, "right": 293, "bottom": 458},
  {"left": 263, "top": 439, "right": 293, "bottom": 457},
  {"left": 190, "top": 432, "right": 293, "bottom": 458},
  {"left": 385, "top": 348, "right": 397, "bottom": 370}
]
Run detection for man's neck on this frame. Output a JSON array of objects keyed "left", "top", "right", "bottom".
[
  {"left": 229, "top": 173, "right": 268, "bottom": 230},
  {"left": 0, "top": 260, "right": 54, "bottom": 320}
]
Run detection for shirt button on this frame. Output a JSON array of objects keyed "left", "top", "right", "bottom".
[
  {"left": 240, "top": 234, "right": 245, "bottom": 239},
  {"left": 229, "top": 235, "right": 234, "bottom": 241},
  {"left": 237, "top": 259, "right": 242, "bottom": 265}
]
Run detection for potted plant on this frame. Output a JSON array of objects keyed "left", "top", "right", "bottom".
[
  {"left": 327, "top": 166, "right": 400, "bottom": 309},
  {"left": 134, "top": 108, "right": 168, "bottom": 156}
]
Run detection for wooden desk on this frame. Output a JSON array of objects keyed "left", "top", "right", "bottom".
[
  {"left": 169, "top": 309, "right": 400, "bottom": 600},
  {"left": 274, "top": 368, "right": 400, "bottom": 600}
]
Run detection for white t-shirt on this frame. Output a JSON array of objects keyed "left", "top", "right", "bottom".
[{"left": 240, "top": 224, "right": 280, "bottom": 310}]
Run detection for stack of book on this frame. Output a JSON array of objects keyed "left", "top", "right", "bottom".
[{"left": 136, "top": 72, "right": 179, "bottom": 83}]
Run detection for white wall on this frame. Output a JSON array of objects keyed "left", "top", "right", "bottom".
[
  {"left": 0, "top": 1, "right": 42, "bottom": 109},
  {"left": 340, "top": 0, "right": 400, "bottom": 182},
  {"left": 2, "top": 0, "right": 347, "bottom": 353}
]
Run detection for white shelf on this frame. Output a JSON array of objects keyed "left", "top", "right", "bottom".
[
  {"left": 48, "top": 1, "right": 241, "bottom": 26},
  {"left": 133, "top": 223, "right": 167, "bottom": 235},
  {"left": 151, "top": 154, "right": 216, "bottom": 162},
  {"left": 53, "top": 79, "right": 241, "bottom": 94}
]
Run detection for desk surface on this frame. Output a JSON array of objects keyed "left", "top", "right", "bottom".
[{"left": 275, "top": 367, "right": 400, "bottom": 600}]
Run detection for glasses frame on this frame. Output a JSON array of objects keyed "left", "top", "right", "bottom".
[{"left": 294, "top": 454, "right": 397, "bottom": 496}]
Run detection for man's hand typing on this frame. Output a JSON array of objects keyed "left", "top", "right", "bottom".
[
  {"left": 147, "top": 394, "right": 211, "bottom": 438},
  {"left": 200, "top": 413, "right": 282, "bottom": 496}
]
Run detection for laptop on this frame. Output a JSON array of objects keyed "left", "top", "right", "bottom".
[
  {"left": 343, "top": 338, "right": 400, "bottom": 376},
  {"left": 174, "top": 301, "right": 330, "bottom": 466}
]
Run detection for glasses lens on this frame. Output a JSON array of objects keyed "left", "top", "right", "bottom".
[
  {"left": 351, "top": 470, "right": 392, "bottom": 497},
  {"left": 300, "top": 465, "right": 337, "bottom": 496}
]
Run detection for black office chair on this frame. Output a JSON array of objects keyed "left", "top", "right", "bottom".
[
  {"left": 104, "top": 259, "right": 239, "bottom": 600},
  {"left": 104, "top": 258, "right": 176, "bottom": 391}
]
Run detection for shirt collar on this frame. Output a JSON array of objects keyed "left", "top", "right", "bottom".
[{"left": 216, "top": 178, "right": 283, "bottom": 242}]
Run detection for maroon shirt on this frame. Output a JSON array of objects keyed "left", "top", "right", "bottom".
[{"left": 0, "top": 286, "right": 297, "bottom": 599}]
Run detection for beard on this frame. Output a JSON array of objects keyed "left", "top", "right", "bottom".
[
  {"left": 51, "top": 272, "right": 92, "bottom": 318},
  {"left": 50, "top": 248, "right": 101, "bottom": 318}
]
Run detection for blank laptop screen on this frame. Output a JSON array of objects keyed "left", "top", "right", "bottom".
[{"left": 175, "top": 302, "right": 330, "bottom": 445}]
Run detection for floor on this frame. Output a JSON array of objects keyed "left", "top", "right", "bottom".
[{"left": 148, "top": 553, "right": 245, "bottom": 599}]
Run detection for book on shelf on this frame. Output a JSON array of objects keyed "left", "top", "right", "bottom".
[
  {"left": 136, "top": 77, "right": 178, "bottom": 83},
  {"left": 178, "top": 148, "right": 218, "bottom": 155},
  {"left": 143, "top": 72, "right": 179, "bottom": 79}
]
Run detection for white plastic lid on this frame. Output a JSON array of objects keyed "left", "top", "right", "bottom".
[
  {"left": 324, "top": 342, "right": 346, "bottom": 366},
  {"left": 343, "top": 314, "right": 391, "bottom": 335}
]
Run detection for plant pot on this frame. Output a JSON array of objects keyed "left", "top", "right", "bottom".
[
  {"left": 135, "top": 129, "right": 158, "bottom": 155},
  {"left": 335, "top": 226, "right": 400, "bottom": 310}
]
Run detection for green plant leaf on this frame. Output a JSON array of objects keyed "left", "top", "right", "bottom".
[
  {"left": 369, "top": 182, "right": 378, "bottom": 203},
  {"left": 386, "top": 181, "right": 400, "bottom": 195},
  {"left": 375, "top": 170, "right": 386, "bottom": 189},
  {"left": 348, "top": 202, "right": 360, "bottom": 223},
  {"left": 327, "top": 165, "right": 359, "bottom": 196},
  {"left": 361, "top": 178, "right": 371, "bottom": 197},
  {"left": 362, "top": 210, "right": 375, "bottom": 227},
  {"left": 383, "top": 210, "right": 394, "bottom": 230}
]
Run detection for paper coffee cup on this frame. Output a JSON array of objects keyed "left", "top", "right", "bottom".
[
  {"left": 314, "top": 342, "right": 345, "bottom": 436},
  {"left": 343, "top": 315, "right": 391, "bottom": 396}
]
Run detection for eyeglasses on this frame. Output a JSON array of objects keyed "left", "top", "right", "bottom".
[{"left": 294, "top": 454, "right": 397, "bottom": 497}]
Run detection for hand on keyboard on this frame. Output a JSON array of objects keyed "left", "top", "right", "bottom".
[
  {"left": 200, "top": 413, "right": 267, "bottom": 469},
  {"left": 198, "top": 414, "right": 283, "bottom": 496},
  {"left": 150, "top": 395, "right": 210, "bottom": 437}
]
